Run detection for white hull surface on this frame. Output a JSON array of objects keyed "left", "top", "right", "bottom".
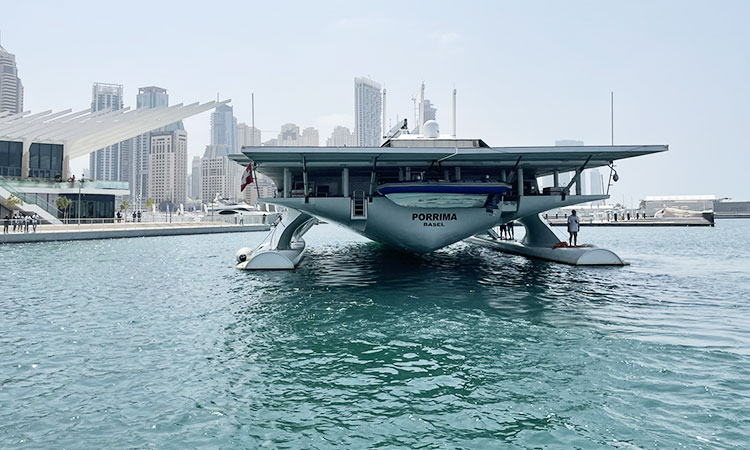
[
  {"left": 467, "top": 235, "right": 627, "bottom": 266},
  {"left": 267, "top": 195, "right": 606, "bottom": 253},
  {"left": 236, "top": 209, "right": 317, "bottom": 270}
]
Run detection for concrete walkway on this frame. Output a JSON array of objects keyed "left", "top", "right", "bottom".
[{"left": 0, "top": 222, "right": 270, "bottom": 244}]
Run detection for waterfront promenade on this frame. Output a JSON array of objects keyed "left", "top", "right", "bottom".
[{"left": 0, "top": 221, "right": 270, "bottom": 244}]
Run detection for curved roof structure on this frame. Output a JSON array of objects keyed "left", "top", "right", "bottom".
[{"left": 0, "top": 99, "right": 230, "bottom": 159}]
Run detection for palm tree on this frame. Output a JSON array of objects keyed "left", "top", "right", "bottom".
[{"left": 56, "top": 196, "right": 73, "bottom": 223}]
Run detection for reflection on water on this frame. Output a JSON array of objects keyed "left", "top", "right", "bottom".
[{"left": 1, "top": 222, "right": 749, "bottom": 448}]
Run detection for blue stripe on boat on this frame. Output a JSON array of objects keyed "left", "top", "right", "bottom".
[{"left": 378, "top": 183, "right": 511, "bottom": 195}]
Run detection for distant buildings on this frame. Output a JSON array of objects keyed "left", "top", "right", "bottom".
[
  {"left": 237, "top": 123, "right": 262, "bottom": 148},
  {"left": 201, "top": 104, "right": 240, "bottom": 202},
  {"left": 211, "top": 104, "right": 238, "bottom": 153},
  {"left": 301, "top": 127, "right": 319, "bottom": 146},
  {"left": 190, "top": 156, "right": 201, "bottom": 200},
  {"left": 0, "top": 39, "right": 23, "bottom": 114},
  {"left": 326, "top": 126, "right": 356, "bottom": 146},
  {"left": 132, "top": 86, "right": 170, "bottom": 205},
  {"left": 200, "top": 144, "right": 236, "bottom": 203},
  {"left": 148, "top": 122, "right": 187, "bottom": 210},
  {"left": 354, "top": 77, "right": 382, "bottom": 147},
  {"left": 278, "top": 123, "right": 300, "bottom": 146},
  {"left": 89, "top": 83, "right": 128, "bottom": 182}
]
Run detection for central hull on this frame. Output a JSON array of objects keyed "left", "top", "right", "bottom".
[{"left": 267, "top": 195, "right": 607, "bottom": 253}]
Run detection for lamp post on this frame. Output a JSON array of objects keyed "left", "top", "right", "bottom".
[{"left": 77, "top": 175, "right": 85, "bottom": 225}]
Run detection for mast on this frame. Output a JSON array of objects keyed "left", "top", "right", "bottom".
[
  {"left": 419, "top": 82, "right": 425, "bottom": 134},
  {"left": 452, "top": 88, "right": 457, "bottom": 137}
]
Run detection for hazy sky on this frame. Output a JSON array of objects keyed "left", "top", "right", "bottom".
[{"left": 3, "top": 0, "right": 749, "bottom": 203}]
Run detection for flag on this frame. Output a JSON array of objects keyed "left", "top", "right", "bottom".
[{"left": 240, "top": 162, "right": 254, "bottom": 192}]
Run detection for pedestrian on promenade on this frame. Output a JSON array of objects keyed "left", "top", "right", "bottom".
[
  {"left": 3, "top": 214, "right": 9, "bottom": 234},
  {"left": 567, "top": 209, "right": 580, "bottom": 246},
  {"left": 12, "top": 213, "right": 18, "bottom": 232},
  {"left": 137, "top": 211, "right": 142, "bottom": 222},
  {"left": 24, "top": 214, "right": 30, "bottom": 233},
  {"left": 32, "top": 213, "right": 39, "bottom": 232},
  {"left": 507, "top": 221, "right": 515, "bottom": 240},
  {"left": 132, "top": 211, "right": 136, "bottom": 223}
]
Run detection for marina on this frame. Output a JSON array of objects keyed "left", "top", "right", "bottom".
[{"left": 2, "top": 2, "right": 750, "bottom": 447}]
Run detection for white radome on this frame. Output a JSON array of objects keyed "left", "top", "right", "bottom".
[{"left": 422, "top": 120, "right": 439, "bottom": 138}]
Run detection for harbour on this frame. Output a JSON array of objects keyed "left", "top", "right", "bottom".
[{"left": 2, "top": 1, "right": 750, "bottom": 447}]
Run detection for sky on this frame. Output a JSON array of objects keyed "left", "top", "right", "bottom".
[{"left": 3, "top": 0, "right": 749, "bottom": 204}]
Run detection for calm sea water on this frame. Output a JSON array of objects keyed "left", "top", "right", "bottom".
[{"left": 1, "top": 220, "right": 749, "bottom": 448}]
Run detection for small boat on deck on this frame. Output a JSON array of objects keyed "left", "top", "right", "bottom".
[{"left": 377, "top": 181, "right": 511, "bottom": 208}]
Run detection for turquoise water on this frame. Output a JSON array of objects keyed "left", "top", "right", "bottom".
[{"left": 1, "top": 221, "right": 749, "bottom": 448}]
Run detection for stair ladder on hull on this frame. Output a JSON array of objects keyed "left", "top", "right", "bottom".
[{"left": 350, "top": 191, "right": 367, "bottom": 220}]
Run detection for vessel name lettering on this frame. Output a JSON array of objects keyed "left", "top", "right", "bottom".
[{"left": 412, "top": 213, "right": 457, "bottom": 222}]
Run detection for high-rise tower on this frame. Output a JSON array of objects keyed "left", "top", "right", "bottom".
[
  {"left": 211, "top": 104, "right": 238, "bottom": 154},
  {"left": 354, "top": 77, "right": 382, "bottom": 147},
  {"left": 89, "top": 83, "right": 125, "bottom": 181},
  {"left": 132, "top": 86, "right": 169, "bottom": 205},
  {"left": 0, "top": 38, "right": 23, "bottom": 114}
]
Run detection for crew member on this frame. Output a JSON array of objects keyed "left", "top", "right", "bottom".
[{"left": 567, "top": 209, "right": 580, "bottom": 246}]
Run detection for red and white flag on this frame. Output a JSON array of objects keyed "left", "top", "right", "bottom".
[{"left": 240, "top": 162, "right": 254, "bottom": 192}]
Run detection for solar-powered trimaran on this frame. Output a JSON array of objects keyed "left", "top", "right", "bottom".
[{"left": 230, "top": 119, "right": 666, "bottom": 269}]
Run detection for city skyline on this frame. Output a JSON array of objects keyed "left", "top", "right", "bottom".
[{"left": 3, "top": 0, "right": 750, "bottom": 203}]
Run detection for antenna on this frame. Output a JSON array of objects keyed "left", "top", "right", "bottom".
[
  {"left": 419, "top": 82, "right": 425, "bottom": 134},
  {"left": 382, "top": 88, "right": 387, "bottom": 138},
  {"left": 452, "top": 88, "right": 457, "bottom": 137},
  {"left": 610, "top": 91, "right": 614, "bottom": 146}
]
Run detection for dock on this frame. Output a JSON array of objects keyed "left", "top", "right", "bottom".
[
  {"left": 0, "top": 222, "right": 270, "bottom": 244},
  {"left": 546, "top": 217, "right": 714, "bottom": 227}
]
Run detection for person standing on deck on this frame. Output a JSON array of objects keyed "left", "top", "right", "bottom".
[
  {"left": 3, "top": 214, "right": 9, "bottom": 234},
  {"left": 32, "top": 213, "right": 39, "bottom": 232},
  {"left": 567, "top": 210, "right": 580, "bottom": 246}
]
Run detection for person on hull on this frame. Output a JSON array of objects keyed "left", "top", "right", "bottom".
[{"left": 567, "top": 209, "right": 580, "bottom": 246}]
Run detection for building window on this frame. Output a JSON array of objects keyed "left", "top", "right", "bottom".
[
  {"left": 0, "top": 140, "right": 23, "bottom": 177},
  {"left": 28, "top": 143, "right": 64, "bottom": 179}
]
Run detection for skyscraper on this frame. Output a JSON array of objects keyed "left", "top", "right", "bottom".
[
  {"left": 326, "top": 126, "right": 356, "bottom": 146},
  {"left": 237, "top": 123, "right": 262, "bottom": 148},
  {"left": 211, "top": 104, "right": 238, "bottom": 153},
  {"left": 200, "top": 144, "right": 236, "bottom": 202},
  {"left": 301, "top": 127, "right": 319, "bottom": 146},
  {"left": 191, "top": 156, "right": 201, "bottom": 201},
  {"left": 278, "top": 123, "right": 301, "bottom": 146},
  {"left": 148, "top": 122, "right": 187, "bottom": 209},
  {"left": 354, "top": 77, "right": 382, "bottom": 147},
  {"left": 0, "top": 38, "right": 23, "bottom": 114},
  {"left": 132, "top": 86, "right": 169, "bottom": 204},
  {"left": 89, "top": 83, "right": 124, "bottom": 181}
]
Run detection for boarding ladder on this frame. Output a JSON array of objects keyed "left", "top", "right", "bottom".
[{"left": 350, "top": 191, "right": 367, "bottom": 220}]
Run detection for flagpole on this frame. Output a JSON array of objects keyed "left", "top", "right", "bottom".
[{"left": 253, "top": 163, "right": 261, "bottom": 202}]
